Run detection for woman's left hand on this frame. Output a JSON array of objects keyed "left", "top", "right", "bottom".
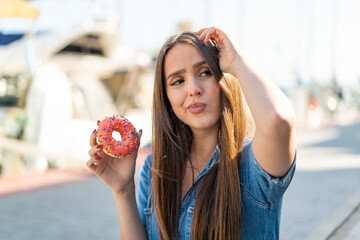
[{"left": 196, "top": 26, "right": 242, "bottom": 76}]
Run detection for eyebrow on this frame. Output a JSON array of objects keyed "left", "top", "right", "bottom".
[{"left": 166, "top": 60, "right": 207, "bottom": 81}]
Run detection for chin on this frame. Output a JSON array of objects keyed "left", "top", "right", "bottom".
[{"left": 187, "top": 119, "right": 220, "bottom": 131}]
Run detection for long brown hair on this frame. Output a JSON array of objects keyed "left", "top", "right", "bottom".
[{"left": 152, "top": 31, "right": 248, "bottom": 239}]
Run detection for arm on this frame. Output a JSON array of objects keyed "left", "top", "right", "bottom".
[
  {"left": 197, "top": 27, "right": 296, "bottom": 177},
  {"left": 113, "top": 182, "right": 147, "bottom": 240},
  {"left": 87, "top": 130, "right": 147, "bottom": 239},
  {"left": 229, "top": 56, "right": 296, "bottom": 177}
]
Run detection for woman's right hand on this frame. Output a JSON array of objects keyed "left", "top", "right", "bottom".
[{"left": 86, "top": 128, "right": 142, "bottom": 194}]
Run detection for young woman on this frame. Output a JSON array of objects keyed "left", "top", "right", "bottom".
[{"left": 87, "top": 26, "right": 296, "bottom": 240}]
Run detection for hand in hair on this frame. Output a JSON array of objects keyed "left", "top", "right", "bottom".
[
  {"left": 196, "top": 26, "right": 243, "bottom": 77},
  {"left": 86, "top": 129, "right": 143, "bottom": 194}
]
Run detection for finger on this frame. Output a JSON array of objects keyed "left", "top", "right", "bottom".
[
  {"left": 197, "top": 26, "right": 215, "bottom": 41},
  {"left": 136, "top": 129, "right": 143, "bottom": 150},
  {"left": 89, "top": 129, "right": 98, "bottom": 147},
  {"left": 86, "top": 158, "right": 100, "bottom": 172},
  {"left": 195, "top": 27, "right": 208, "bottom": 36},
  {"left": 210, "top": 35, "right": 219, "bottom": 45},
  {"left": 203, "top": 27, "right": 217, "bottom": 43},
  {"left": 201, "top": 27, "right": 225, "bottom": 45},
  {"left": 88, "top": 145, "right": 103, "bottom": 157},
  {"left": 197, "top": 29, "right": 209, "bottom": 42}
]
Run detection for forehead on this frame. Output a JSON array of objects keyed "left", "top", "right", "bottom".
[{"left": 164, "top": 43, "right": 204, "bottom": 74}]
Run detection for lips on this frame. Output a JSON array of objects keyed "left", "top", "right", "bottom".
[{"left": 187, "top": 102, "right": 206, "bottom": 114}]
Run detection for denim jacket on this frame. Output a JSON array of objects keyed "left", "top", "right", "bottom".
[{"left": 137, "top": 140, "right": 296, "bottom": 239}]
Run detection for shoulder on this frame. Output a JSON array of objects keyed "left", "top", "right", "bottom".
[
  {"left": 239, "top": 139, "right": 296, "bottom": 206},
  {"left": 138, "top": 152, "right": 153, "bottom": 207},
  {"left": 239, "top": 139, "right": 253, "bottom": 167},
  {"left": 137, "top": 152, "right": 154, "bottom": 231},
  {"left": 140, "top": 152, "right": 153, "bottom": 179},
  {"left": 144, "top": 152, "right": 153, "bottom": 166},
  {"left": 241, "top": 139, "right": 252, "bottom": 159}
]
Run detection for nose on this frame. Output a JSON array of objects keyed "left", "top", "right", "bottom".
[{"left": 188, "top": 78, "right": 203, "bottom": 97}]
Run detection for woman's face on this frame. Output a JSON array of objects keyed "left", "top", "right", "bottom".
[{"left": 164, "top": 43, "right": 221, "bottom": 132}]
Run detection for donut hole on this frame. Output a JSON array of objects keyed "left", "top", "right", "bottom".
[{"left": 112, "top": 131, "right": 123, "bottom": 141}]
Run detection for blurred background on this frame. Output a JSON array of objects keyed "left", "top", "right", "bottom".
[{"left": 0, "top": 0, "right": 359, "bottom": 239}]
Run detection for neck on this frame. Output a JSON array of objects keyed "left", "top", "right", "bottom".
[{"left": 190, "top": 123, "right": 219, "bottom": 166}]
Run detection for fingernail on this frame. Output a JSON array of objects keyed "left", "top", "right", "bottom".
[
  {"left": 97, "top": 145, "right": 102, "bottom": 149},
  {"left": 95, "top": 157, "right": 102, "bottom": 160},
  {"left": 97, "top": 120, "right": 100, "bottom": 125},
  {"left": 93, "top": 129, "right": 96, "bottom": 134},
  {"left": 139, "top": 129, "right": 142, "bottom": 134}
]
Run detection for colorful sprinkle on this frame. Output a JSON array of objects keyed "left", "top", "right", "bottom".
[{"left": 95, "top": 115, "right": 138, "bottom": 159}]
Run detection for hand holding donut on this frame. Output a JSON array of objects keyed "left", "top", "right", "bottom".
[
  {"left": 196, "top": 26, "right": 243, "bottom": 77},
  {"left": 86, "top": 116, "right": 142, "bottom": 194}
]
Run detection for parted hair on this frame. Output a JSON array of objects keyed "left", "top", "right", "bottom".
[{"left": 152, "top": 31, "right": 248, "bottom": 240}]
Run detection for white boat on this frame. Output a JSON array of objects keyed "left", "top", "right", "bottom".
[{"left": 0, "top": 2, "right": 153, "bottom": 173}]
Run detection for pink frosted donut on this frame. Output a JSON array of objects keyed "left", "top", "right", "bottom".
[{"left": 96, "top": 115, "right": 138, "bottom": 158}]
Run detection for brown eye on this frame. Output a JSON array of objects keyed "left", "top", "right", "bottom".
[
  {"left": 200, "top": 70, "right": 212, "bottom": 78},
  {"left": 169, "top": 78, "right": 184, "bottom": 86}
]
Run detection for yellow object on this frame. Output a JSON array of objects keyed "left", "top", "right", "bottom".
[{"left": 0, "top": 0, "right": 39, "bottom": 19}]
